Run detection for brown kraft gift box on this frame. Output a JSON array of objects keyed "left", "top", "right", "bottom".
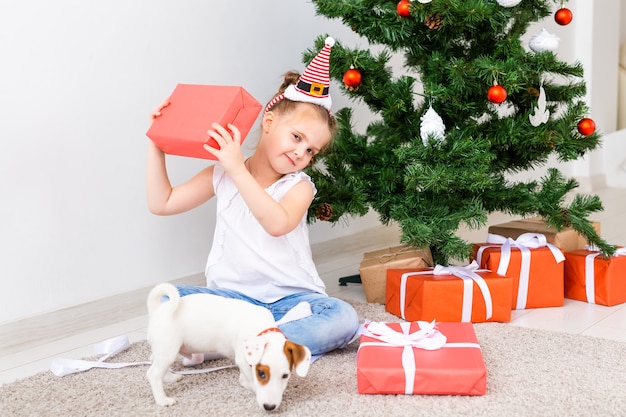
[
  {"left": 487, "top": 217, "right": 600, "bottom": 252},
  {"left": 358, "top": 245, "right": 433, "bottom": 304}
]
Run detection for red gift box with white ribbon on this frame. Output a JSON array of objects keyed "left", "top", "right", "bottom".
[
  {"left": 472, "top": 232, "right": 565, "bottom": 309},
  {"left": 386, "top": 262, "right": 512, "bottom": 323},
  {"left": 564, "top": 246, "right": 626, "bottom": 306},
  {"left": 357, "top": 321, "right": 486, "bottom": 395}
]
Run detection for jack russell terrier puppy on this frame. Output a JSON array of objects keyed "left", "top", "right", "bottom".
[{"left": 146, "top": 283, "right": 311, "bottom": 411}]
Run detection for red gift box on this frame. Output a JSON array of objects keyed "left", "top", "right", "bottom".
[
  {"left": 564, "top": 247, "right": 626, "bottom": 306},
  {"left": 386, "top": 263, "right": 512, "bottom": 323},
  {"left": 146, "top": 84, "right": 262, "bottom": 160},
  {"left": 357, "top": 321, "right": 486, "bottom": 395},
  {"left": 472, "top": 233, "right": 565, "bottom": 309}
]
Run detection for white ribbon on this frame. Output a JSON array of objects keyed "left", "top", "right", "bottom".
[
  {"left": 360, "top": 320, "right": 447, "bottom": 350},
  {"left": 50, "top": 336, "right": 235, "bottom": 377},
  {"left": 582, "top": 245, "right": 626, "bottom": 303},
  {"left": 477, "top": 232, "right": 565, "bottom": 309},
  {"left": 398, "top": 261, "right": 492, "bottom": 322},
  {"left": 358, "top": 321, "right": 479, "bottom": 394}
]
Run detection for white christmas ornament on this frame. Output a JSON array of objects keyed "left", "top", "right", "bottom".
[
  {"left": 529, "top": 29, "right": 560, "bottom": 53},
  {"left": 418, "top": 0, "right": 433, "bottom": 3},
  {"left": 529, "top": 85, "right": 550, "bottom": 127},
  {"left": 420, "top": 106, "right": 446, "bottom": 145},
  {"left": 496, "top": 0, "right": 522, "bottom": 7}
]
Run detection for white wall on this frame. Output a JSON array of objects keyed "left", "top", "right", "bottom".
[
  {"left": 0, "top": 1, "right": 621, "bottom": 324},
  {"left": 0, "top": 0, "right": 376, "bottom": 324},
  {"left": 563, "top": 0, "right": 621, "bottom": 185}
]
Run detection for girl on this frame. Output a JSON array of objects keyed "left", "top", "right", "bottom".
[{"left": 146, "top": 38, "right": 359, "bottom": 358}]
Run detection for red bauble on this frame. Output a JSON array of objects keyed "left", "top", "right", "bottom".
[
  {"left": 487, "top": 84, "right": 507, "bottom": 104},
  {"left": 555, "top": 8, "right": 573, "bottom": 26},
  {"left": 343, "top": 67, "right": 362, "bottom": 90},
  {"left": 577, "top": 118, "right": 596, "bottom": 136},
  {"left": 397, "top": 0, "right": 411, "bottom": 18}
]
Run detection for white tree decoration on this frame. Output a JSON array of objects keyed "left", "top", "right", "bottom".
[
  {"left": 529, "top": 29, "right": 560, "bottom": 53},
  {"left": 496, "top": 0, "right": 522, "bottom": 7},
  {"left": 529, "top": 85, "right": 550, "bottom": 127},
  {"left": 420, "top": 106, "right": 446, "bottom": 145}
]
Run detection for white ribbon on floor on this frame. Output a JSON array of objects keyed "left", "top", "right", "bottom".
[{"left": 50, "top": 336, "right": 235, "bottom": 377}]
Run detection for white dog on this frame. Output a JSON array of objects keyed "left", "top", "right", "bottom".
[{"left": 146, "top": 283, "right": 311, "bottom": 411}]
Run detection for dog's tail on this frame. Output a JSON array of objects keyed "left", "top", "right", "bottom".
[{"left": 146, "top": 283, "right": 181, "bottom": 316}]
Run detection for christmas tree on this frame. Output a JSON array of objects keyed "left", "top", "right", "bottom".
[{"left": 304, "top": 0, "right": 615, "bottom": 265}]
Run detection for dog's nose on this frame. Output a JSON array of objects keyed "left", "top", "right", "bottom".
[{"left": 263, "top": 404, "right": 276, "bottom": 411}]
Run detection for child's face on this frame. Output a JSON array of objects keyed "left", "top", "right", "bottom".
[{"left": 263, "top": 104, "right": 331, "bottom": 174}]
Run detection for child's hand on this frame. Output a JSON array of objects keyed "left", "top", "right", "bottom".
[
  {"left": 149, "top": 99, "right": 170, "bottom": 124},
  {"left": 204, "top": 123, "right": 245, "bottom": 176}
]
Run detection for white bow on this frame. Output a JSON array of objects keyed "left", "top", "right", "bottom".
[{"left": 361, "top": 320, "right": 447, "bottom": 350}]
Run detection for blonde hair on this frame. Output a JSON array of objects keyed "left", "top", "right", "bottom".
[{"left": 266, "top": 71, "right": 337, "bottom": 147}]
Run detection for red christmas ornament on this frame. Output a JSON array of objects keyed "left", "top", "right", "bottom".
[
  {"left": 554, "top": 8, "right": 573, "bottom": 26},
  {"left": 577, "top": 118, "right": 596, "bottom": 136},
  {"left": 397, "top": 0, "right": 411, "bottom": 18},
  {"left": 487, "top": 84, "right": 507, "bottom": 104},
  {"left": 343, "top": 67, "right": 362, "bottom": 90}
]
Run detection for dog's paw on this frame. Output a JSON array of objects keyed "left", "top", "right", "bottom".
[
  {"left": 155, "top": 396, "right": 177, "bottom": 407},
  {"left": 163, "top": 372, "right": 183, "bottom": 383}
]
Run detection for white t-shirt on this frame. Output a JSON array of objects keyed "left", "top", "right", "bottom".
[{"left": 204, "top": 165, "right": 327, "bottom": 302}]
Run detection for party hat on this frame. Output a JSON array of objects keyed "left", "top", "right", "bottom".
[{"left": 266, "top": 36, "right": 334, "bottom": 113}]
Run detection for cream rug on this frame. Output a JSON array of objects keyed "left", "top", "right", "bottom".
[{"left": 1, "top": 301, "right": 625, "bottom": 417}]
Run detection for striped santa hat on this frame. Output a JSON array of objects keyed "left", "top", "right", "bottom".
[{"left": 265, "top": 36, "right": 334, "bottom": 113}]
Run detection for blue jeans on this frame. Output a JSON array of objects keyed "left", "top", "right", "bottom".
[{"left": 176, "top": 285, "right": 359, "bottom": 356}]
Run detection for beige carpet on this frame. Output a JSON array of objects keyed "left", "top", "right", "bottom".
[{"left": 1, "top": 301, "right": 625, "bottom": 417}]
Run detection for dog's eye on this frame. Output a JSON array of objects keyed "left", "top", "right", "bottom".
[
  {"left": 282, "top": 373, "right": 289, "bottom": 379},
  {"left": 257, "top": 369, "right": 266, "bottom": 380}
]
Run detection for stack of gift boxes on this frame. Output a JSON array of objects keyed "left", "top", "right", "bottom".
[{"left": 356, "top": 217, "right": 626, "bottom": 396}]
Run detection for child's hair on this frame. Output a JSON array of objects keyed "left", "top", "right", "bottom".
[{"left": 267, "top": 71, "right": 337, "bottom": 144}]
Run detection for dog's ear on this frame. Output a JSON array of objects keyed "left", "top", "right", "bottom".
[
  {"left": 244, "top": 337, "right": 267, "bottom": 366},
  {"left": 284, "top": 341, "right": 311, "bottom": 377}
]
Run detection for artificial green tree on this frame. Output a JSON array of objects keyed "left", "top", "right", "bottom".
[{"left": 304, "top": 0, "right": 615, "bottom": 265}]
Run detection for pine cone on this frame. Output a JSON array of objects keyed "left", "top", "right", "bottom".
[
  {"left": 527, "top": 87, "right": 540, "bottom": 97},
  {"left": 425, "top": 13, "right": 443, "bottom": 30},
  {"left": 316, "top": 203, "right": 334, "bottom": 221},
  {"left": 560, "top": 209, "right": 572, "bottom": 227}
]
